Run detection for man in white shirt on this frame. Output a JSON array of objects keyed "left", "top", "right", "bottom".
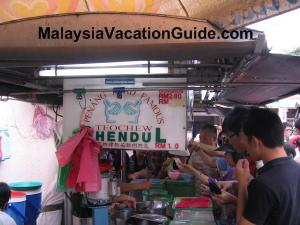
[
  {"left": 188, "top": 124, "right": 220, "bottom": 195},
  {"left": 0, "top": 182, "right": 16, "bottom": 225}
]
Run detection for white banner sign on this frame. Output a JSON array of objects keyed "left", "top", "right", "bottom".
[{"left": 75, "top": 90, "right": 187, "bottom": 151}]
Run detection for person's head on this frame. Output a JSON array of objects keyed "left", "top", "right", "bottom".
[
  {"left": 0, "top": 182, "right": 11, "bottom": 210},
  {"left": 283, "top": 122, "right": 293, "bottom": 140},
  {"left": 294, "top": 118, "right": 300, "bottom": 134},
  {"left": 134, "top": 151, "right": 146, "bottom": 160},
  {"left": 224, "top": 152, "right": 239, "bottom": 167},
  {"left": 169, "top": 149, "right": 189, "bottom": 163},
  {"left": 217, "top": 144, "right": 243, "bottom": 167},
  {"left": 284, "top": 142, "right": 296, "bottom": 158},
  {"left": 199, "top": 124, "right": 217, "bottom": 146},
  {"left": 241, "top": 107, "right": 284, "bottom": 161},
  {"left": 222, "top": 107, "right": 250, "bottom": 153}
]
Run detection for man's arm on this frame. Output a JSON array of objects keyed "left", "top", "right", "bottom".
[
  {"left": 195, "top": 149, "right": 217, "bottom": 168},
  {"left": 120, "top": 180, "right": 152, "bottom": 193},
  {"left": 128, "top": 168, "right": 149, "bottom": 180},
  {"left": 181, "top": 164, "right": 210, "bottom": 185},
  {"left": 211, "top": 190, "right": 238, "bottom": 206},
  {"left": 199, "top": 143, "right": 226, "bottom": 157},
  {"left": 237, "top": 177, "right": 249, "bottom": 223},
  {"left": 188, "top": 140, "right": 221, "bottom": 155},
  {"left": 235, "top": 159, "right": 251, "bottom": 223}
]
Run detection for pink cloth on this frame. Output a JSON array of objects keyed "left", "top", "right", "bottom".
[
  {"left": 32, "top": 106, "right": 55, "bottom": 139},
  {"left": 56, "top": 125, "right": 101, "bottom": 192}
]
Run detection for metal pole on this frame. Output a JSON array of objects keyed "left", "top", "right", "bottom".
[
  {"left": 7, "top": 86, "right": 234, "bottom": 96},
  {"left": 120, "top": 150, "right": 126, "bottom": 182}
]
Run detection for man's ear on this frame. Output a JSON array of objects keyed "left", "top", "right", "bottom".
[{"left": 251, "top": 136, "right": 262, "bottom": 150}]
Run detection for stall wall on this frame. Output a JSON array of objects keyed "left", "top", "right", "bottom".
[{"left": 0, "top": 100, "right": 63, "bottom": 225}]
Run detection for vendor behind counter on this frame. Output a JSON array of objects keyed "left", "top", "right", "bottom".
[{"left": 104, "top": 149, "right": 169, "bottom": 182}]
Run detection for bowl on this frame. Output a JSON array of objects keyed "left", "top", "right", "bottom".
[{"left": 9, "top": 181, "right": 42, "bottom": 191}]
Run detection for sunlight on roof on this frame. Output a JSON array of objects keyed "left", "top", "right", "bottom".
[{"left": 247, "top": 8, "right": 300, "bottom": 55}]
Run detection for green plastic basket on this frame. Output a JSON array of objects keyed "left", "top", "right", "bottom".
[
  {"left": 142, "top": 189, "right": 172, "bottom": 202},
  {"left": 152, "top": 182, "right": 165, "bottom": 190},
  {"left": 165, "top": 179, "right": 196, "bottom": 197}
]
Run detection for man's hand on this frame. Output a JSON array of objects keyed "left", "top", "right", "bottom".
[
  {"left": 235, "top": 159, "right": 251, "bottom": 184},
  {"left": 180, "top": 164, "right": 198, "bottom": 175},
  {"left": 187, "top": 140, "right": 201, "bottom": 152},
  {"left": 113, "top": 194, "right": 136, "bottom": 208},
  {"left": 217, "top": 180, "right": 238, "bottom": 192},
  {"left": 128, "top": 173, "right": 138, "bottom": 180},
  {"left": 200, "top": 184, "right": 211, "bottom": 196},
  {"left": 211, "top": 190, "right": 237, "bottom": 205}
]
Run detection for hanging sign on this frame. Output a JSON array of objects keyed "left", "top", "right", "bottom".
[
  {"left": 80, "top": 90, "right": 186, "bottom": 151},
  {"left": 105, "top": 78, "right": 135, "bottom": 85}
]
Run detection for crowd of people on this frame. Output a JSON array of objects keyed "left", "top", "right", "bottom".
[
  {"left": 2, "top": 107, "right": 300, "bottom": 225},
  {"left": 182, "top": 107, "right": 300, "bottom": 225},
  {"left": 102, "top": 106, "right": 300, "bottom": 225}
]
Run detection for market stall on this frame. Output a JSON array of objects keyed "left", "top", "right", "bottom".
[{"left": 58, "top": 77, "right": 211, "bottom": 224}]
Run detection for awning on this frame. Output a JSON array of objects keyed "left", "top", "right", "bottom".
[{"left": 0, "top": 0, "right": 299, "bottom": 29}]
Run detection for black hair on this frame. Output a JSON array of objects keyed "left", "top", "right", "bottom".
[
  {"left": 217, "top": 131, "right": 229, "bottom": 146},
  {"left": 243, "top": 107, "right": 284, "bottom": 148},
  {"left": 284, "top": 142, "right": 296, "bottom": 158},
  {"left": 222, "top": 107, "right": 250, "bottom": 134},
  {"left": 217, "top": 131, "right": 224, "bottom": 146},
  {"left": 200, "top": 123, "right": 217, "bottom": 137},
  {"left": 230, "top": 152, "right": 244, "bottom": 163},
  {"left": 0, "top": 182, "right": 11, "bottom": 210},
  {"left": 282, "top": 122, "right": 292, "bottom": 129},
  {"left": 294, "top": 118, "right": 300, "bottom": 130}
]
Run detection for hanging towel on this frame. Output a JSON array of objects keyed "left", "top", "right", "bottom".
[
  {"left": 56, "top": 125, "right": 102, "bottom": 192},
  {"left": 56, "top": 128, "right": 80, "bottom": 192},
  {"left": 0, "top": 129, "right": 11, "bottom": 161},
  {"left": 0, "top": 136, "right": 2, "bottom": 160}
]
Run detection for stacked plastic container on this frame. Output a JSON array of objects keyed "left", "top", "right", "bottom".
[
  {"left": 5, "top": 191, "right": 26, "bottom": 225},
  {"left": 6, "top": 181, "right": 42, "bottom": 225},
  {"left": 171, "top": 197, "right": 215, "bottom": 225}
]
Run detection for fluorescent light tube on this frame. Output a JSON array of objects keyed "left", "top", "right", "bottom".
[{"left": 39, "top": 61, "right": 168, "bottom": 77}]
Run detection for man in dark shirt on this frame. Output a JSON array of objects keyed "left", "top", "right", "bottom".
[{"left": 236, "top": 107, "right": 300, "bottom": 225}]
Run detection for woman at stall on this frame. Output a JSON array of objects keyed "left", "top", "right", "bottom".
[
  {"left": 128, "top": 151, "right": 152, "bottom": 180},
  {"left": 128, "top": 151, "right": 167, "bottom": 180}
]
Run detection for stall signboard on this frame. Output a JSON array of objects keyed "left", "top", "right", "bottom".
[{"left": 80, "top": 90, "right": 186, "bottom": 151}]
